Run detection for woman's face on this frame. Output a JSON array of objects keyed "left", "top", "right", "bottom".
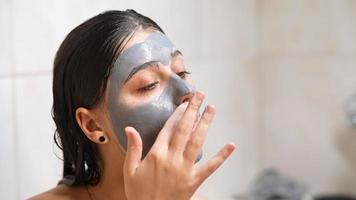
[{"left": 107, "top": 29, "right": 197, "bottom": 158}]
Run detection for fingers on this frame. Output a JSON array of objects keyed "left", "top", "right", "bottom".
[
  {"left": 184, "top": 105, "right": 215, "bottom": 162},
  {"left": 170, "top": 92, "right": 205, "bottom": 152},
  {"left": 123, "top": 127, "right": 143, "bottom": 175},
  {"left": 153, "top": 102, "right": 189, "bottom": 148},
  {"left": 194, "top": 143, "right": 235, "bottom": 184}
]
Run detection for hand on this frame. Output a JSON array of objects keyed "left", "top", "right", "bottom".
[{"left": 123, "top": 92, "right": 235, "bottom": 200}]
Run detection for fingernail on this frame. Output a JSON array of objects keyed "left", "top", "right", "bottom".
[
  {"left": 206, "top": 105, "right": 215, "bottom": 114},
  {"left": 196, "top": 91, "right": 205, "bottom": 101},
  {"left": 125, "top": 127, "right": 132, "bottom": 135}
]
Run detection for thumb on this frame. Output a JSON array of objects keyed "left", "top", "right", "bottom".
[{"left": 123, "top": 126, "right": 142, "bottom": 175}]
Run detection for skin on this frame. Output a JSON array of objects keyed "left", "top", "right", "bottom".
[
  {"left": 29, "top": 28, "right": 235, "bottom": 200},
  {"left": 108, "top": 32, "right": 199, "bottom": 159}
]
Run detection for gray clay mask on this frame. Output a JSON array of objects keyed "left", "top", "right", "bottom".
[{"left": 108, "top": 32, "right": 201, "bottom": 159}]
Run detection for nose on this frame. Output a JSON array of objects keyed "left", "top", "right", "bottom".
[
  {"left": 181, "top": 92, "right": 194, "bottom": 104},
  {"left": 170, "top": 74, "right": 196, "bottom": 105}
]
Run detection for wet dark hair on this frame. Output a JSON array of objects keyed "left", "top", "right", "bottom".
[{"left": 52, "top": 10, "right": 163, "bottom": 186}]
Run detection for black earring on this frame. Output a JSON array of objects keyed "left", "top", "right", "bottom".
[{"left": 99, "top": 135, "right": 106, "bottom": 143}]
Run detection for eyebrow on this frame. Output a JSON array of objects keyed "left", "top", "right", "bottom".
[
  {"left": 171, "top": 49, "right": 183, "bottom": 57},
  {"left": 124, "top": 49, "right": 183, "bottom": 83},
  {"left": 124, "top": 61, "right": 159, "bottom": 83}
]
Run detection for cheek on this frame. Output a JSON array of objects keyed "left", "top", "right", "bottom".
[
  {"left": 115, "top": 99, "right": 176, "bottom": 157},
  {"left": 109, "top": 79, "right": 176, "bottom": 158},
  {"left": 127, "top": 100, "right": 175, "bottom": 131},
  {"left": 185, "top": 77, "right": 194, "bottom": 86}
]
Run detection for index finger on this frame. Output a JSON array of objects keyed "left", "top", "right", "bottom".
[
  {"left": 151, "top": 101, "right": 189, "bottom": 150},
  {"left": 169, "top": 91, "right": 205, "bottom": 152}
]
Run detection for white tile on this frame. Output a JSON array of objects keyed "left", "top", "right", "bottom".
[
  {"left": 165, "top": 0, "right": 201, "bottom": 59},
  {"left": 12, "top": 0, "right": 226, "bottom": 73},
  {"left": 259, "top": 57, "right": 356, "bottom": 194},
  {"left": 11, "top": 0, "right": 185, "bottom": 73},
  {"left": 257, "top": 0, "right": 356, "bottom": 56},
  {"left": 121, "top": 0, "right": 201, "bottom": 58},
  {"left": 11, "top": 0, "right": 254, "bottom": 71},
  {"left": 15, "top": 74, "right": 62, "bottom": 199},
  {"left": 0, "top": 0, "right": 12, "bottom": 75},
  {"left": 188, "top": 57, "right": 260, "bottom": 198},
  {"left": 200, "top": 0, "right": 257, "bottom": 58},
  {"left": 12, "top": 0, "right": 103, "bottom": 73},
  {"left": 13, "top": 0, "right": 54, "bottom": 73},
  {"left": 0, "top": 78, "right": 17, "bottom": 199}
]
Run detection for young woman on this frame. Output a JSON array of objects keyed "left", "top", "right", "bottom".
[{"left": 30, "top": 10, "right": 235, "bottom": 200}]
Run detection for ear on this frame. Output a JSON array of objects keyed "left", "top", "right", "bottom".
[{"left": 75, "top": 107, "right": 108, "bottom": 144}]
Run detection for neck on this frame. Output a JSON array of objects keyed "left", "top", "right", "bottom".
[{"left": 89, "top": 142, "right": 127, "bottom": 200}]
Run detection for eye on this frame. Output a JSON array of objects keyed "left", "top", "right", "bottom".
[
  {"left": 138, "top": 81, "right": 159, "bottom": 92},
  {"left": 177, "top": 71, "right": 191, "bottom": 79}
]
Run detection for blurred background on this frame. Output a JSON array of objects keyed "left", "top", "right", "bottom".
[{"left": 1, "top": 0, "right": 356, "bottom": 199}]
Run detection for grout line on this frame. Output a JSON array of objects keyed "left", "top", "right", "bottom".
[
  {"left": 181, "top": 54, "right": 356, "bottom": 64},
  {"left": 8, "top": 0, "right": 20, "bottom": 198},
  {"left": 254, "top": 0, "right": 265, "bottom": 171},
  {"left": 255, "top": 58, "right": 266, "bottom": 169},
  {"left": 257, "top": 53, "right": 356, "bottom": 60},
  {"left": 0, "top": 70, "right": 52, "bottom": 79}
]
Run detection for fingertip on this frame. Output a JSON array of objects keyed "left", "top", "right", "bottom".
[
  {"left": 124, "top": 127, "right": 131, "bottom": 139},
  {"left": 221, "top": 144, "right": 235, "bottom": 160},
  {"left": 205, "top": 105, "right": 216, "bottom": 114},
  {"left": 227, "top": 142, "right": 236, "bottom": 148},
  {"left": 208, "top": 104, "right": 216, "bottom": 109},
  {"left": 125, "top": 126, "right": 133, "bottom": 132},
  {"left": 195, "top": 91, "right": 205, "bottom": 101},
  {"left": 226, "top": 143, "right": 236, "bottom": 151},
  {"left": 125, "top": 127, "right": 141, "bottom": 143},
  {"left": 126, "top": 126, "right": 140, "bottom": 135}
]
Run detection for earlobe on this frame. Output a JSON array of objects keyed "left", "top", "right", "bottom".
[
  {"left": 75, "top": 107, "right": 109, "bottom": 144},
  {"left": 98, "top": 134, "right": 108, "bottom": 143}
]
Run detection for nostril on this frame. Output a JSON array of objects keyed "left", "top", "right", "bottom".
[
  {"left": 181, "top": 93, "right": 194, "bottom": 104},
  {"left": 182, "top": 97, "right": 189, "bottom": 103}
]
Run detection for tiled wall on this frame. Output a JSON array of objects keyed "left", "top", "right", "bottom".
[
  {"left": 0, "top": 0, "right": 259, "bottom": 199},
  {"left": 257, "top": 0, "right": 356, "bottom": 195},
  {"left": 1, "top": 0, "right": 356, "bottom": 199}
]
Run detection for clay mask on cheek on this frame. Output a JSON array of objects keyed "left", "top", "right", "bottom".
[{"left": 108, "top": 32, "right": 200, "bottom": 158}]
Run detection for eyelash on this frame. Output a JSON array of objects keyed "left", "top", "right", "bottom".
[
  {"left": 138, "top": 81, "right": 159, "bottom": 92},
  {"left": 177, "top": 71, "right": 191, "bottom": 79},
  {"left": 137, "top": 71, "right": 191, "bottom": 93}
]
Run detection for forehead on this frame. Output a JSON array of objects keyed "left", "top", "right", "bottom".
[
  {"left": 119, "top": 31, "right": 174, "bottom": 63},
  {"left": 115, "top": 30, "right": 175, "bottom": 67},
  {"left": 122, "top": 29, "right": 161, "bottom": 51},
  {"left": 110, "top": 30, "right": 176, "bottom": 86}
]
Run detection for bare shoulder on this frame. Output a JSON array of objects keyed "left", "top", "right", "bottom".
[
  {"left": 28, "top": 184, "right": 85, "bottom": 200},
  {"left": 192, "top": 194, "right": 208, "bottom": 200}
]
